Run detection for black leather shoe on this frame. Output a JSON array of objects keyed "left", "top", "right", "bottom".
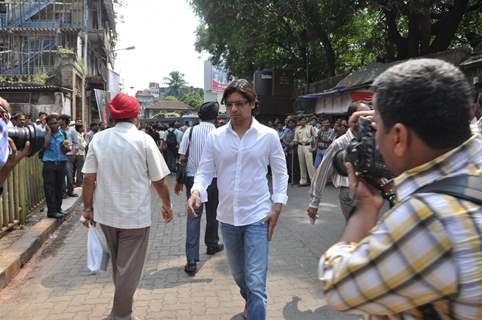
[
  {"left": 68, "top": 193, "right": 79, "bottom": 197},
  {"left": 47, "top": 212, "right": 64, "bottom": 219},
  {"left": 184, "top": 262, "right": 197, "bottom": 276},
  {"left": 207, "top": 244, "right": 224, "bottom": 255}
]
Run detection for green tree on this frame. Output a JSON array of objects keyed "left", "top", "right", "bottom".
[
  {"left": 179, "top": 89, "right": 204, "bottom": 110},
  {"left": 366, "top": 0, "right": 481, "bottom": 60},
  {"left": 190, "top": 0, "right": 481, "bottom": 85},
  {"left": 163, "top": 95, "right": 178, "bottom": 101},
  {"left": 163, "top": 71, "right": 188, "bottom": 97}
]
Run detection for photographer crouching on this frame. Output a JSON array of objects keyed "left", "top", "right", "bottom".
[{"left": 319, "top": 59, "right": 482, "bottom": 319}]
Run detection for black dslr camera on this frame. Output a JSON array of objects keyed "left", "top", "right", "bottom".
[
  {"left": 333, "top": 116, "right": 395, "bottom": 203},
  {"left": 7, "top": 123, "right": 47, "bottom": 157}
]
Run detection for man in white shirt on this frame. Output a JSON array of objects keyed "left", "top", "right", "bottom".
[
  {"left": 188, "top": 80, "right": 289, "bottom": 320},
  {"left": 82, "top": 92, "right": 173, "bottom": 320},
  {"left": 175, "top": 101, "right": 223, "bottom": 276}
]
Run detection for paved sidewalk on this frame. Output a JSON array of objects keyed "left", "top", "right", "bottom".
[{"left": 0, "top": 178, "right": 361, "bottom": 320}]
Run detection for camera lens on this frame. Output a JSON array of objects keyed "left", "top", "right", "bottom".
[{"left": 7, "top": 123, "right": 47, "bottom": 157}]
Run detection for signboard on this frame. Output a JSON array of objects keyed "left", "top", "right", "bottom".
[
  {"left": 108, "top": 69, "right": 121, "bottom": 96},
  {"left": 94, "top": 89, "right": 110, "bottom": 127},
  {"left": 211, "top": 64, "right": 229, "bottom": 92}
]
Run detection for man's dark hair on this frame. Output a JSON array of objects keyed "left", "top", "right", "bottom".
[
  {"left": 347, "top": 102, "right": 369, "bottom": 119},
  {"left": 90, "top": 122, "right": 98, "bottom": 130},
  {"left": 59, "top": 114, "right": 70, "bottom": 123},
  {"left": 169, "top": 122, "right": 175, "bottom": 128},
  {"left": 46, "top": 114, "right": 58, "bottom": 123},
  {"left": 372, "top": 58, "right": 472, "bottom": 150},
  {"left": 38, "top": 111, "right": 47, "bottom": 117},
  {"left": 13, "top": 112, "right": 25, "bottom": 119},
  {"left": 198, "top": 101, "right": 219, "bottom": 121},
  {"left": 221, "top": 79, "right": 257, "bottom": 105}
]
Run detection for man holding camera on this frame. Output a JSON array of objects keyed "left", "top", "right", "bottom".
[
  {"left": 0, "top": 97, "right": 30, "bottom": 193},
  {"left": 307, "top": 102, "right": 370, "bottom": 221},
  {"left": 175, "top": 101, "right": 223, "bottom": 276},
  {"left": 319, "top": 59, "right": 482, "bottom": 318}
]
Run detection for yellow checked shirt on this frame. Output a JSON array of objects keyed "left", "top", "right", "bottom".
[{"left": 319, "top": 135, "right": 482, "bottom": 319}]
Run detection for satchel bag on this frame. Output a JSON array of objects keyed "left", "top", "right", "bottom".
[{"left": 176, "top": 125, "right": 195, "bottom": 184}]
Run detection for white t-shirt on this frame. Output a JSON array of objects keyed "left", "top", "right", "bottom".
[{"left": 82, "top": 122, "right": 170, "bottom": 228}]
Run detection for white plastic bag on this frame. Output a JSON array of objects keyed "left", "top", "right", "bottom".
[{"left": 87, "top": 224, "right": 110, "bottom": 272}]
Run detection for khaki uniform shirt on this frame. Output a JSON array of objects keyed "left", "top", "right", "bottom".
[{"left": 294, "top": 125, "right": 316, "bottom": 145}]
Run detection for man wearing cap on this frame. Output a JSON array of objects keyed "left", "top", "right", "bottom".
[
  {"left": 175, "top": 101, "right": 224, "bottom": 276},
  {"left": 81, "top": 92, "right": 174, "bottom": 320}
]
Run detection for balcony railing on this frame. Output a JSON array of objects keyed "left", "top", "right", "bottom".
[{"left": 0, "top": 47, "right": 58, "bottom": 76}]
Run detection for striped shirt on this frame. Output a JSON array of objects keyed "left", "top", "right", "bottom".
[
  {"left": 178, "top": 121, "right": 216, "bottom": 177},
  {"left": 308, "top": 129, "right": 353, "bottom": 209},
  {"left": 319, "top": 135, "right": 482, "bottom": 319}
]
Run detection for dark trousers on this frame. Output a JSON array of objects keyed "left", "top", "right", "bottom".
[
  {"left": 74, "top": 155, "right": 85, "bottom": 186},
  {"left": 166, "top": 147, "right": 177, "bottom": 173},
  {"left": 286, "top": 151, "right": 300, "bottom": 185},
  {"left": 185, "top": 176, "right": 219, "bottom": 262},
  {"left": 65, "top": 157, "right": 75, "bottom": 194},
  {"left": 43, "top": 161, "right": 66, "bottom": 214}
]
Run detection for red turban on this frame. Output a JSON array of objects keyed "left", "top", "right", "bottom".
[{"left": 108, "top": 92, "right": 140, "bottom": 120}]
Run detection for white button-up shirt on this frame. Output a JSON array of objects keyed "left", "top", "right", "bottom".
[
  {"left": 192, "top": 118, "right": 289, "bottom": 226},
  {"left": 178, "top": 122, "right": 216, "bottom": 177},
  {"left": 82, "top": 122, "right": 170, "bottom": 229}
]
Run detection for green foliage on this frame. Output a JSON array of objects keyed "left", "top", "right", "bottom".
[
  {"left": 190, "top": 0, "right": 481, "bottom": 85},
  {"left": 163, "top": 95, "right": 178, "bottom": 101},
  {"left": 179, "top": 90, "right": 204, "bottom": 110},
  {"left": 163, "top": 71, "right": 188, "bottom": 97},
  {"left": 58, "top": 46, "right": 75, "bottom": 55}
]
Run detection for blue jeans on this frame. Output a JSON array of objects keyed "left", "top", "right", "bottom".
[
  {"left": 314, "top": 147, "right": 327, "bottom": 168},
  {"left": 221, "top": 221, "right": 269, "bottom": 320}
]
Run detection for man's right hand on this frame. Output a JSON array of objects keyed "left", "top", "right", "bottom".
[
  {"left": 348, "top": 110, "right": 374, "bottom": 136},
  {"left": 174, "top": 182, "right": 183, "bottom": 195},
  {"left": 307, "top": 207, "right": 318, "bottom": 220},
  {"left": 161, "top": 205, "right": 173, "bottom": 223},
  {"left": 187, "top": 190, "right": 201, "bottom": 218}
]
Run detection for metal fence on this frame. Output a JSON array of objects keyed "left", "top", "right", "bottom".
[{"left": 0, "top": 157, "right": 44, "bottom": 235}]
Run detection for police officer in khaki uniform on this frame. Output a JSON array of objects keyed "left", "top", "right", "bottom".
[{"left": 293, "top": 116, "right": 317, "bottom": 186}]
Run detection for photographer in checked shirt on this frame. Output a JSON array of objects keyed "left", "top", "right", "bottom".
[{"left": 319, "top": 59, "right": 482, "bottom": 319}]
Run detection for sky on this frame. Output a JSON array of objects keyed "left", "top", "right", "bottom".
[{"left": 113, "top": 0, "right": 207, "bottom": 95}]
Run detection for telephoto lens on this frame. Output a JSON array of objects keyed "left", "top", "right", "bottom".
[{"left": 7, "top": 123, "right": 47, "bottom": 156}]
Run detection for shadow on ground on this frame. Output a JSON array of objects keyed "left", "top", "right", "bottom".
[
  {"left": 283, "top": 296, "right": 362, "bottom": 320},
  {"left": 139, "top": 266, "right": 213, "bottom": 289}
]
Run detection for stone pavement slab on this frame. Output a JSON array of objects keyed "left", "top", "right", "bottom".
[{"left": 0, "top": 178, "right": 361, "bottom": 320}]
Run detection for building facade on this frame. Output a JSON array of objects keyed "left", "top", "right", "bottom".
[{"left": 0, "top": 0, "right": 115, "bottom": 123}]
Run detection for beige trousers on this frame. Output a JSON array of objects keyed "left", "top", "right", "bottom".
[
  {"left": 297, "top": 145, "right": 315, "bottom": 185},
  {"left": 101, "top": 224, "right": 150, "bottom": 320}
]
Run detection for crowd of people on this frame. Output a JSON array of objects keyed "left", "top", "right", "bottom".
[{"left": 2, "top": 57, "right": 481, "bottom": 320}]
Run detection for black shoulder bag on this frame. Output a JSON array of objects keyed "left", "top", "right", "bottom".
[
  {"left": 176, "top": 126, "right": 195, "bottom": 184},
  {"left": 414, "top": 174, "right": 482, "bottom": 319}
]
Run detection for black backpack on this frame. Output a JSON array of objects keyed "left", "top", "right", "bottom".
[{"left": 166, "top": 129, "right": 178, "bottom": 150}]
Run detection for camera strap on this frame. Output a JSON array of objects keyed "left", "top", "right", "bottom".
[
  {"left": 416, "top": 174, "right": 482, "bottom": 205},
  {"left": 414, "top": 174, "right": 482, "bottom": 319}
]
